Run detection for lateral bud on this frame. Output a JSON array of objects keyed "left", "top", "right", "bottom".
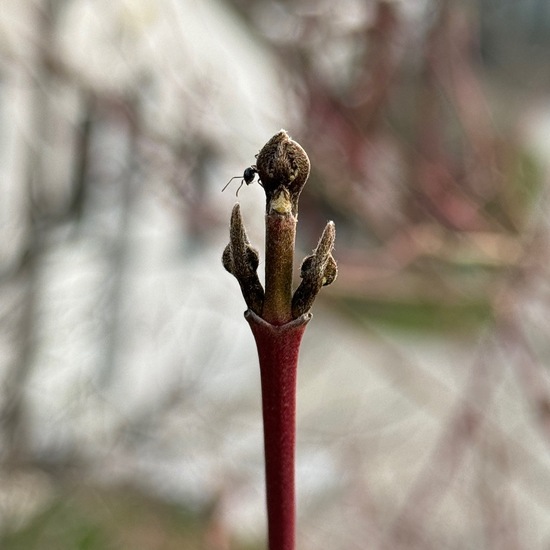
[
  {"left": 291, "top": 221, "right": 337, "bottom": 318},
  {"left": 222, "top": 204, "right": 264, "bottom": 314}
]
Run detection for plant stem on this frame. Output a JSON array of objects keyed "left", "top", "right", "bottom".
[
  {"left": 263, "top": 212, "right": 296, "bottom": 325},
  {"left": 246, "top": 311, "right": 310, "bottom": 550},
  {"left": 223, "top": 130, "right": 336, "bottom": 550}
]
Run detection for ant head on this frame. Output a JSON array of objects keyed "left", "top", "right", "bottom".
[{"left": 243, "top": 166, "right": 258, "bottom": 185}]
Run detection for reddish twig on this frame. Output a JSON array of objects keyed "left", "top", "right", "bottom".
[{"left": 223, "top": 130, "right": 337, "bottom": 550}]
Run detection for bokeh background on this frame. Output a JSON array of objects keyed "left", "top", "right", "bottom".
[{"left": 2, "top": 0, "right": 550, "bottom": 548}]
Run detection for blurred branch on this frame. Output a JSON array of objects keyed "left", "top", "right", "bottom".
[
  {"left": 342, "top": 303, "right": 550, "bottom": 518},
  {"left": 387, "top": 342, "right": 497, "bottom": 548},
  {"left": 0, "top": 0, "right": 64, "bottom": 467}
]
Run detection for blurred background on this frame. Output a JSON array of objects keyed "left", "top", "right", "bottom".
[{"left": 2, "top": 0, "right": 550, "bottom": 548}]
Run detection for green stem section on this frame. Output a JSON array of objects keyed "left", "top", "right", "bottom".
[{"left": 262, "top": 213, "right": 296, "bottom": 325}]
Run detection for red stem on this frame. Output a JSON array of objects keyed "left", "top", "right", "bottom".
[{"left": 246, "top": 311, "right": 310, "bottom": 550}]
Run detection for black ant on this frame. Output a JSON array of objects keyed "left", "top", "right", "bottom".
[{"left": 222, "top": 165, "right": 261, "bottom": 196}]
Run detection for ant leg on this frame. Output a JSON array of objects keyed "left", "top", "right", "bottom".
[
  {"left": 222, "top": 176, "right": 241, "bottom": 192},
  {"left": 235, "top": 180, "right": 245, "bottom": 197}
]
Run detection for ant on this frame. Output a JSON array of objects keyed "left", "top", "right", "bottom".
[{"left": 222, "top": 165, "right": 261, "bottom": 196}]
